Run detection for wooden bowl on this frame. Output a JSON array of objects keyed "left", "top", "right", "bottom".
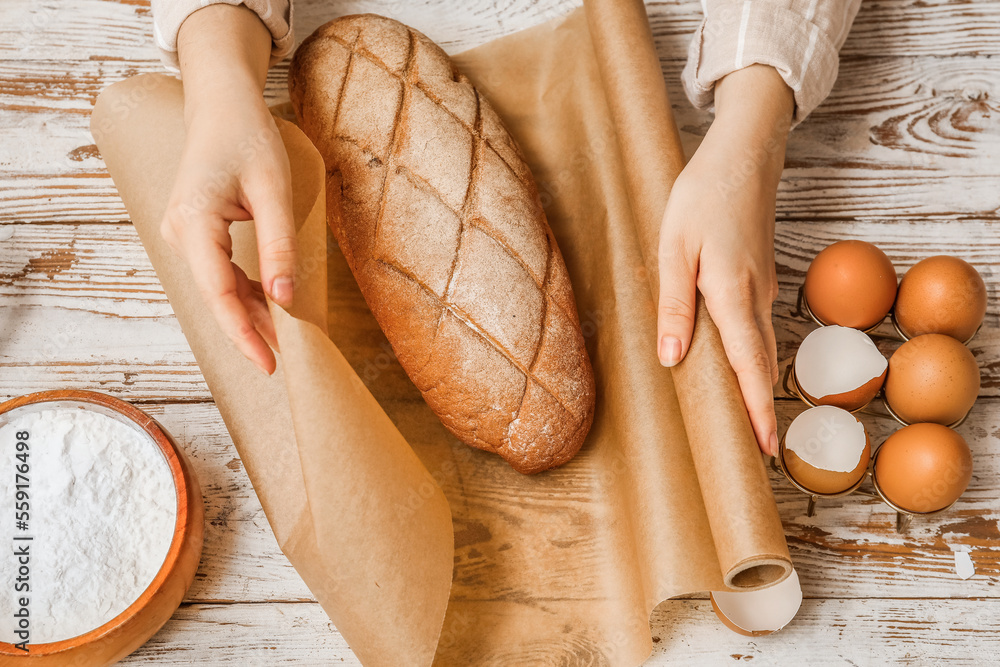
[{"left": 0, "top": 390, "right": 204, "bottom": 665}]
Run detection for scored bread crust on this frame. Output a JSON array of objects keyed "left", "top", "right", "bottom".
[{"left": 289, "top": 14, "right": 595, "bottom": 474}]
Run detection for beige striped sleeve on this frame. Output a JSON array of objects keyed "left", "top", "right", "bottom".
[
  {"left": 682, "top": 0, "right": 861, "bottom": 126},
  {"left": 151, "top": 0, "right": 294, "bottom": 72}
]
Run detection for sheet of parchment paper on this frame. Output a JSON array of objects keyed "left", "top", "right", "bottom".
[{"left": 91, "top": 1, "right": 791, "bottom": 664}]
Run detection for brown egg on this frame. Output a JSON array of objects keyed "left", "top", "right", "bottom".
[
  {"left": 783, "top": 406, "right": 871, "bottom": 495},
  {"left": 804, "top": 240, "right": 897, "bottom": 330},
  {"left": 895, "top": 255, "right": 987, "bottom": 342},
  {"left": 885, "top": 334, "right": 980, "bottom": 425},
  {"left": 874, "top": 423, "right": 973, "bottom": 513}
]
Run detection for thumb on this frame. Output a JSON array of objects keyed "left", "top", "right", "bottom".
[
  {"left": 657, "top": 244, "right": 698, "bottom": 367},
  {"left": 247, "top": 164, "right": 297, "bottom": 308}
]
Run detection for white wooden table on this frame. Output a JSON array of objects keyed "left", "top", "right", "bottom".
[{"left": 2, "top": 0, "right": 999, "bottom": 663}]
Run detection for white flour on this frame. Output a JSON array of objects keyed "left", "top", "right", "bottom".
[{"left": 0, "top": 405, "right": 177, "bottom": 645}]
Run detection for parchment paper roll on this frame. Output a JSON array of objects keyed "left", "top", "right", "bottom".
[{"left": 583, "top": 0, "right": 792, "bottom": 590}]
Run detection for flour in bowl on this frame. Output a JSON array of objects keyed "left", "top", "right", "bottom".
[{"left": 0, "top": 405, "right": 177, "bottom": 645}]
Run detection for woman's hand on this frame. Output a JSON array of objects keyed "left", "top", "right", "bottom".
[
  {"left": 656, "top": 65, "right": 794, "bottom": 456},
  {"left": 161, "top": 5, "right": 295, "bottom": 375}
]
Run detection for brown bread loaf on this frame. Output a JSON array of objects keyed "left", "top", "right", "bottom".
[{"left": 288, "top": 15, "right": 595, "bottom": 474}]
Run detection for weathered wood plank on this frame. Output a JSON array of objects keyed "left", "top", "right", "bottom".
[
  {"left": 648, "top": 598, "right": 1000, "bottom": 665},
  {"left": 3, "top": 0, "right": 999, "bottom": 62},
  {"left": 3, "top": 221, "right": 997, "bottom": 605},
  {"left": 5, "top": 277, "right": 998, "bottom": 645},
  {"left": 117, "top": 598, "right": 1000, "bottom": 664},
  {"left": 0, "top": 0, "right": 156, "bottom": 62},
  {"left": 4, "top": 56, "right": 995, "bottom": 140},
  {"left": 101, "top": 387, "right": 1000, "bottom": 664},
  {"left": 839, "top": 0, "right": 1000, "bottom": 57},
  {"left": 119, "top": 603, "right": 356, "bottom": 665},
  {"left": 0, "top": 221, "right": 209, "bottom": 400},
  {"left": 3, "top": 55, "right": 998, "bottom": 224},
  {"left": 676, "top": 55, "right": 1000, "bottom": 219},
  {"left": 3, "top": 221, "right": 998, "bottom": 399},
  {"left": 129, "top": 402, "right": 316, "bottom": 603}
]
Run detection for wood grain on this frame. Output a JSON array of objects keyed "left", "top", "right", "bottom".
[
  {"left": 0, "top": 374, "right": 982, "bottom": 608},
  {"left": 773, "top": 400, "right": 1000, "bottom": 600},
  {"left": 43, "top": 396, "right": 995, "bottom": 662},
  {"left": 116, "top": 598, "right": 1000, "bottom": 665},
  {"left": 648, "top": 598, "right": 1000, "bottom": 665},
  {"left": 119, "top": 603, "right": 358, "bottom": 665}
]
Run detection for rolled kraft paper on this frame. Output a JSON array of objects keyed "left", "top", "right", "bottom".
[
  {"left": 583, "top": 0, "right": 792, "bottom": 589},
  {"left": 91, "top": 75, "right": 454, "bottom": 667}
]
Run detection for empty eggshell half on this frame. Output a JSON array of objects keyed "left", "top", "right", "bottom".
[
  {"left": 794, "top": 325, "right": 887, "bottom": 411},
  {"left": 784, "top": 406, "right": 871, "bottom": 494},
  {"left": 710, "top": 569, "right": 803, "bottom": 636}
]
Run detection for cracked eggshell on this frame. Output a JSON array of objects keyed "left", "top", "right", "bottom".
[
  {"left": 783, "top": 406, "right": 871, "bottom": 495},
  {"left": 794, "top": 326, "right": 888, "bottom": 411},
  {"left": 710, "top": 569, "right": 803, "bottom": 636}
]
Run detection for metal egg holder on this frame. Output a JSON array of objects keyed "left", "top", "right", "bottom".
[{"left": 770, "top": 287, "right": 977, "bottom": 533}]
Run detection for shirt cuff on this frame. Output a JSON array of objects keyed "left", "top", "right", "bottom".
[
  {"left": 152, "top": 0, "right": 294, "bottom": 72},
  {"left": 682, "top": 3, "right": 845, "bottom": 127}
]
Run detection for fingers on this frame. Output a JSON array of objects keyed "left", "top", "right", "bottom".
[
  {"left": 708, "top": 285, "right": 779, "bottom": 457},
  {"left": 164, "top": 209, "right": 277, "bottom": 375},
  {"left": 657, "top": 238, "right": 698, "bottom": 367},
  {"left": 235, "top": 266, "right": 279, "bottom": 353},
  {"left": 757, "top": 307, "right": 780, "bottom": 387},
  {"left": 761, "top": 271, "right": 780, "bottom": 386},
  {"left": 245, "top": 150, "right": 297, "bottom": 308},
  {"left": 194, "top": 238, "right": 277, "bottom": 375}
]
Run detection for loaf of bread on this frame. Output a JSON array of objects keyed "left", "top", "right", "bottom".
[{"left": 289, "top": 15, "right": 595, "bottom": 474}]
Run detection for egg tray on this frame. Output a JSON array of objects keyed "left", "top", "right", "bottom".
[
  {"left": 794, "top": 285, "right": 982, "bottom": 346},
  {"left": 777, "top": 285, "right": 978, "bottom": 531},
  {"left": 770, "top": 433, "right": 956, "bottom": 533}
]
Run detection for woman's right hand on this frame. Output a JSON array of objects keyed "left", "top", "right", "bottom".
[
  {"left": 161, "top": 4, "right": 296, "bottom": 375},
  {"left": 656, "top": 65, "right": 794, "bottom": 457}
]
